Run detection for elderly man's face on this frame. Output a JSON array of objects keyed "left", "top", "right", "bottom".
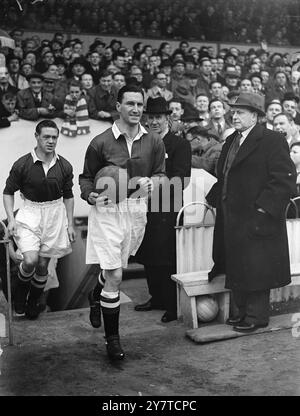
[
  {"left": 231, "top": 107, "right": 257, "bottom": 131},
  {"left": 147, "top": 113, "right": 169, "bottom": 135}
]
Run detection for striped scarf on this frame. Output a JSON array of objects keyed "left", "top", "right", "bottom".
[{"left": 61, "top": 94, "right": 90, "bottom": 137}]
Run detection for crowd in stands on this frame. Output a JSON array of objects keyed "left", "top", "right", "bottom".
[
  {"left": 1, "top": 29, "right": 300, "bottom": 176},
  {"left": 1, "top": 0, "right": 300, "bottom": 45}
]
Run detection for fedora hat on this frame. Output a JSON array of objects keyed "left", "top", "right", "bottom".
[
  {"left": 145, "top": 97, "right": 172, "bottom": 115},
  {"left": 26, "top": 72, "right": 44, "bottom": 81},
  {"left": 229, "top": 92, "right": 265, "bottom": 116}
]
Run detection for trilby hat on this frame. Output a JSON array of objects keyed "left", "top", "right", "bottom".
[
  {"left": 144, "top": 97, "right": 172, "bottom": 114},
  {"left": 229, "top": 92, "right": 265, "bottom": 116}
]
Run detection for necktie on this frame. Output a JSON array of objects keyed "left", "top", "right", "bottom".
[
  {"left": 33, "top": 92, "right": 41, "bottom": 107},
  {"left": 217, "top": 122, "right": 223, "bottom": 138},
  {"left": 222, "top": 131, "right": 242, "bottom": 200}
]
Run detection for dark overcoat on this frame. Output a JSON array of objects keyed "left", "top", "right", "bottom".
[
  {"left": 136, "top": 131, "right": 191, "bottom": 266},
  {"left": 206, "top": 124, "right": 297, "bottom": 291}
]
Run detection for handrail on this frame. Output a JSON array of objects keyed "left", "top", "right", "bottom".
[{"left": 175, "top": 201, "right": 216, "bottom": 228}]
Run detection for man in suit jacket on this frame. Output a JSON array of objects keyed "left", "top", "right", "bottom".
[
  {"left": 207, "top": 98, "right": 233, "bottom": 142},
  {"left": 17, "top": 73, "right": 57, "bottom": 121},
  {"left": 206, "top": 92, "right": 296, "bottom": 332},
  {"left": 135, "top": 97, "right": 191, "bottom": 322}
]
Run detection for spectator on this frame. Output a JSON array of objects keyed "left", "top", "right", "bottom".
[
  {"left": 273, "top": 112, "right": 300, "bottom": 147},
  {"left": 80, "top": 73, "right": 94, "bottom": 97},
  {"left": 112, "top": 72, "right": 126, "bottom": 91},
  {"left": 186, "top": 125, "right": 222, "bottom": 175},
  {"left": 263, "top": 99, "right": 282, "bottom": 130},
  {"left": 0, "top": 92, "right": 19, "bottom": 128},
  {"left": 7, "top": 56, "right": 29, "bottom": 90},
  {"left": 0, "top": 66, "right": 18, "bottom": 100},
  {"left": 17, "top": 72, "right": 56, "bottom": 121},
  {"left": 195, "top": 93, "right": 210, "bottom": 124},
  {"left": 197, "top": 57, "right": 212, "bottom": 97},
  {"left": 210, "top": 80, "right": 224, "bottom": 99},
  {"left": 282, "top": 92, "right": 300, "bottom": 126},
  {"left": 88, "top": 70, "right": 118, "bottom": 122},
  {"left": 240, "top": 78, "right": 254, "bottom": 93},
  {"left": 207, "top": 98, "right": 233, "bottom": 142},
  {"left": 61, "top": 80, "right": 90, "bottom": 137},
  {"left": 87, "top": 51, "right": 104, "bottom": 85},
  {"left": 147, "top": 71, "right": 173, "bottom": 102}
]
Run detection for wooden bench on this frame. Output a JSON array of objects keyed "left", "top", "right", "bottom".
[{"left": 171, "top": 263, "right": 300, "bottom": 329}]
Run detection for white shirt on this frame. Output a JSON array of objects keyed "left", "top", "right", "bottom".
[
  {"left": 31, "top": 149, "right": 58, "bottom": 175},
  {"left": 239, "top": 124, "right": 256, "bottom": 146},
  {"left": 112, "top": 122, "right": 147, "bottom": 157}
]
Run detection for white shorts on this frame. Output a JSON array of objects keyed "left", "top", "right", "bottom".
[
  {"left": 86, "top": 198, "right": 147, "bottom": 269},
  {"left": 14, "top": 198, "right": 72, "bottom": 258}
]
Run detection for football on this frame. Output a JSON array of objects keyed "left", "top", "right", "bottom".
[
  {"left": 196, "top": 295, "right": 219, "bottom": 323},
  {"left": 94, "top": 166, "right": 128, "bottom": 204}
]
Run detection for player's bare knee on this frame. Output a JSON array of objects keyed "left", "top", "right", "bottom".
[
  {"left": 104, "top": 268, "right": 122, "bottom": 290},
  {"left": 22, "top": 252, "right": 39, "bottom": 271},
  {"left": 36, "top": 257, "right": 50, "bottom": 275}
]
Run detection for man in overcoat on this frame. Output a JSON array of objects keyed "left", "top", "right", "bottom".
[
  {"left": 135, "top": 97, "right": 191, "bottom": 322},
  {"left": 206, "top": 92, "right": 296, "bottom": 332}
]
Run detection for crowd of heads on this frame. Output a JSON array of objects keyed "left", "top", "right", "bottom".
[{"left": 1, "top": 0, "right": 300, "bottom": 46}]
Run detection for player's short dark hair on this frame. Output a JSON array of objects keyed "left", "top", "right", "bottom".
[
  {"left": 117, "top": 84, "right": 144, "bottom": 103},
  {"left": 35, "top": 120, "right": 59, "bottom": 135}
]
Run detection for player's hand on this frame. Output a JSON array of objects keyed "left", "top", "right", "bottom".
[
  {"left": 67, "top": 225, "right": 76, "bottom": 243},
  {"left": 87, "top": 192, "right": 99, "bottom": 205},
  {"left": 7, "top": 219, "right": 17, "bottom": 237},
  {"left": 138, "top": 177, "right": 154, "bottom": 196}
]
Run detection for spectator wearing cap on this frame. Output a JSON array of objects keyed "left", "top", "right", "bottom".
[
  {"left": 88, "top": 70, "right": 118, "bottom": 122},
  {"left": 17, "top": 73, "right": 57, "bottom": 121},
  {"left": 197, "top": 58, "right": 212, "bottom": 97},
  {"left": 67, "top": 57, "right": 88, "bottom": 83},
  {"left": 282, "top": 92, "right": 300, "bottom": 126},
  {"left": 86, "top": 51, "right": 105, "bottom": 85},
  {"left": 0, "top": 67, "right": 18, "bottom": 101},
  {"left": 207, "top": 98, "right": 233, "bottom": 142},
  {"left": 7, "top": 57, "right": 29, "bottom": 91},
  {"left": 263, "top": 100, "right": 282, "bottom": 130},
  {"left": 273, "top": 112, "right": 300, "bottom": 146},
  {"left": 182, "top": 101, "right": 205, "bottom": 132},
  {"left": 147, "top": 71, "right": 173, "bottom": 103},
  {"left": 169, "top": 59, "right": 188, "bottom": 94},
  {"left": 42, "top": 72, "right": 65, "bottom": 116},
  {"left": 186, "top": 125, "right": 222, "bottom": 175},
  {"left": 224, "top": 66, "right": 240, "bottom": 92},
  {"left": 135, "top": 97, "right": 191, "bottom": 323},
  {"left": 185, "top": 70, "right": 204, "bottom": 104},
  {"left": 0, "top": 92, "right": 19, "bottom": 128}
]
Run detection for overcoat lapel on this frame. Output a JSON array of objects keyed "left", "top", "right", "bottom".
[{"left": 231, "top": 124, "right": 263, "bottom": 168}]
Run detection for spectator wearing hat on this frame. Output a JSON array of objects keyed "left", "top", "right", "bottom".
[
  {"left": 170, "top": 59, "right": 188, "bottom": 94},
  {"left": 173, "top": 84, "right": 195, "bottom": 107},
  {"left": 207, "top": 98, "right": 233, "bottom": 142},
  {"left": 263, "top": 100, "right": 282, "bottom": 130},
  {"left": 282, "top": 92, "right": 300, "bottom": 126},
  {"left": 147, "top": 71, "right": 173, "bottom": 103},
  {"left": 7, "top": 56, "right": 29, "bottom": 91},
  {"left": 42, "top": 71, "right": 65, "bottom": 116},
  {"left": 186, "top": 125, "right": 222, "bottom": 175},
  {"left": 17, "top": 73, "right": 57, "bottom": 121},
  {"left": 0, "top": 92, "right": 19, "bottom": 128},
  {"left": 184, "top": 70, "right": 204, "bottom": 104},
  {"left": 224, "top": 66, "right": 240, "bottom": 92},
  {"left": 135, "top": 97, "right": 191, "bottom": 323},
  {"left": 0, "top": 67, "right": 18, "bottom": 101},
  {"left": 197, "top": 57, "right": 212, "bottom": 97},
  {"left": 67, "top": 57, "right": 87, "bottom": 83},
  {"left": 88, "top": 70, "right": 118, "bottom": 121},
  {"left": 206, "top": 91, "right": 296, "bottom": 333}
]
